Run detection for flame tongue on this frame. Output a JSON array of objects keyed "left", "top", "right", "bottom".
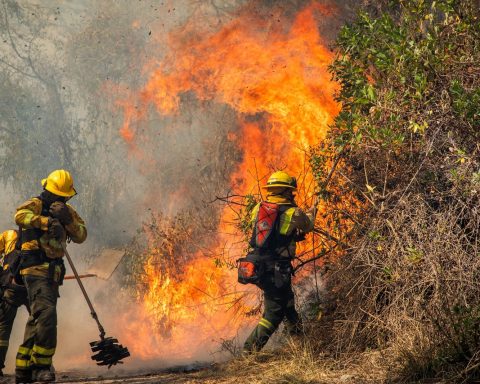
[{"left": 119, "top": 3, "right": 340, "bottom": 362}]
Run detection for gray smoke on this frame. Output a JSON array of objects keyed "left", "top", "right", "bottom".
[
  {"left": 0, "top": 0, "right": 248, "bottom": 373},
  {"left": 0, "top": 0, "right": 360, "bottom": 374}
]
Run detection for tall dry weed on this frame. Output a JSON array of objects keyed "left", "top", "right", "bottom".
[{"left": 326, "top": 195, "right": 480, "bottom": 381}]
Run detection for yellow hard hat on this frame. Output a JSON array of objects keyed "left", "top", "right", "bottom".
[
  {"left": 41, "top": 170, "right": 77, "bottom": 197},
  {"left": 262, "top": 171, "right": 297, "bottom": 190}
]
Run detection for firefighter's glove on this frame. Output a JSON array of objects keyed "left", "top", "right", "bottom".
[
  {"left": 49, "top": 201, "right": 73, "bottom": 225},
  {"left": 293, "top": 229, "right": 306, "bottom": 242},
  {"left": 48, "top": 218, "right": 66, "bottom": 241}
]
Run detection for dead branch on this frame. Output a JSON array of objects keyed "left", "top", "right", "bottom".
[{"left": 294, "top": 245, "right": 338, "bottom": 272}]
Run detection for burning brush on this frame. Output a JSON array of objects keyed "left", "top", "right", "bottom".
[{"left": 62, "top": 243, "right": 130, "bottom": 367}]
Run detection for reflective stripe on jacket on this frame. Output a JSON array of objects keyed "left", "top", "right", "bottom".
[{"left": 15, "top": 198, "right": 87, "bottom": 260}]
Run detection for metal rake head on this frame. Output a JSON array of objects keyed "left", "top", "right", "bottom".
[{"left": 90, "top": 337, "right": 130, "bottom": 368}]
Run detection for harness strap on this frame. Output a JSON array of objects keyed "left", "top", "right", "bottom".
[
  {"left": 270, "top": 204, "right": 295, "bottom": 258},
  {"left": 19, "top": 250, "right": 48, "bottom": 269}
]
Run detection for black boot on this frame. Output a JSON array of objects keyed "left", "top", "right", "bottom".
[
  {"left": 32, "top": 369, "right": 55, "bottom": 383},
  {"left": 15, "top": 369, "right": 32, "bottom": 384}
]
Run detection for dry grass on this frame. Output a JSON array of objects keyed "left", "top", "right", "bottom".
[{"left": 191, "top": 342, "right": 386, "bottom": 384}]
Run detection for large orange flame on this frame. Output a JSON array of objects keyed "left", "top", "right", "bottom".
[{"left": 118, "top": 2, "right": 340, "bottom": 362}]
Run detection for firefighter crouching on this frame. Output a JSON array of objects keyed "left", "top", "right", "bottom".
[
  {"left": 0, "top": 230, "right": 29, "bottom": 375},
  {"left": 14, "top": 170, "right": 87, "bottom": 384},
  {"left": 241, "top": 171, "right": 314, "bottom": 353}
]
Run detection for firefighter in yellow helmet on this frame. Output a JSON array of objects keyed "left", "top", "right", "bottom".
[
  {"left": 243, "top": 171, "right": 314, "bottom": 353},
  {"left": 14, "top": 170, "right": 87, "bottom": 384},
  {"left": 0, "top": 230, "right": 29, "bottom": 375}
]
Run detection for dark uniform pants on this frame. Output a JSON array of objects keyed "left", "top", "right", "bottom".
[
  {"left": 0, "top": 285, "right": 29, "bottom": 369},
  {"left": 16, "top": 276, "right": 58, "bottom": 371},
  {"left": 244, "top": 270, "right": 302, "bottom": 352}
]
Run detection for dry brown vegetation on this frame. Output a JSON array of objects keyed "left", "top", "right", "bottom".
[
  {"left": 309, "top": 0, "right": 480, "bottom": 382},
  {"left": 327, "top": 196, "right": 480, "bottom": 381},
  {"left": 192, "top": 345, "right": 386, "bottom": 384}
]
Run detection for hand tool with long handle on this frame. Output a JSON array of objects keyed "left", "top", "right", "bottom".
[
  {"left": 63, "top": 248, "right": 126, "bottom": 281},
  {"left": 63, "top": 273, "right": 97, "bottom": 281},
  {"left": 61, "top": 243, "right": 130, "bottom": 367}
]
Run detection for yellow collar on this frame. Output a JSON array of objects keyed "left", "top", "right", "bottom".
[{"left": 266, "top": 194, "right": 295, "bottom": 206}]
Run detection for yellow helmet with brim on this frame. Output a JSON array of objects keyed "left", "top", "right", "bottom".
[
  {"left": 41, "top": 169, "right": 77, "bottom": 197},
  {"left": 262, "top": 171, "right": 297, "bottom": 190}
]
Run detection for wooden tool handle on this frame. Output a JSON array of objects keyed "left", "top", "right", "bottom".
[{"left": 64, "top": 273, "right": 97, "bottom": 280}]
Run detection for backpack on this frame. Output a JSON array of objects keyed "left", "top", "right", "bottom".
[
  {"left": 249, "top": 202, "right": 281, "bottom": 249},
  {"left": 238, "top": 202, "right": 284, "bottom": 285}
]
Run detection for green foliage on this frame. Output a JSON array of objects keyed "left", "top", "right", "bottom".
[
  {"left": 329, "top": 0, "right": 480, "bottom": 151},
  {"left": 450, "top": 80, "right": 480, "bottom": 127},
  {"left": 237, "top": 194, "right": 259, "bottom": 239},
  {"left": 309, "top": 144, "right": 332, "bottom": 201},
  {"left": 405, "top": 246, "right": 423, "bottom": 263},
  {"left": 450, "top": 305, "right": 480, "bottom": 357},
  {"left": 368, "top": 230, "right": 384, "bottom": 241}
]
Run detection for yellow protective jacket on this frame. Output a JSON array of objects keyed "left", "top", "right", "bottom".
[
  {"left": 250, "top": 194, "right": 314, "bottom": 259},
  {"left": 0, "top": 230, "right": 18, "bottom": 266},
  {"left": 15, "top": 197, "right": 87, "bottom": 260}
]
